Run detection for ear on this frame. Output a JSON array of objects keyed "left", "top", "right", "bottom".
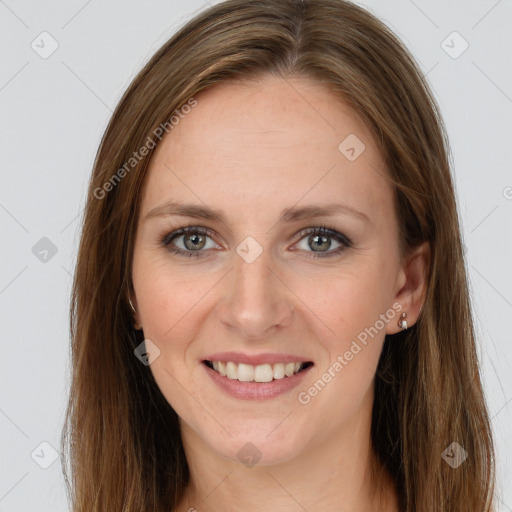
[
  {"left": 386, "top": 241, "right": 430, "bottom": 335},
  {"left": 127, "top": 292, "right": 143, "bottom": 330}
]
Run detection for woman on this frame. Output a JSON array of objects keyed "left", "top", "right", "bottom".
[{"left": 61, "top": 0, "right": 496, "bottom": 510}]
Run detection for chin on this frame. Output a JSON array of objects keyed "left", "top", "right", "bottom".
[{"left": 207, "top": 422, "right": 309, "bottom": 468}]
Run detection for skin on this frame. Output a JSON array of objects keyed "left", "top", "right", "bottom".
[{"left": 130, "top": 75, "right": 430, "bottom": 511}]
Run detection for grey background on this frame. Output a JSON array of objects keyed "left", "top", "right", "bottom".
[{"left": 0, "top": 0, "right": 511, "bottom": 510}]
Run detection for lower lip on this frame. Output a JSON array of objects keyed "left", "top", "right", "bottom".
[{"left": 203, "top": 362, "right": 313, "bottom": 400}]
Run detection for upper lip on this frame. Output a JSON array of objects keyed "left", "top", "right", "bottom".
[{"left": 204, "top": 351, "right": 313, "bottom": 366}]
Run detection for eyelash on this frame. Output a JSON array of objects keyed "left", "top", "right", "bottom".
[{"left": 159, "top": 224, "right": 353, "bottom": 259}]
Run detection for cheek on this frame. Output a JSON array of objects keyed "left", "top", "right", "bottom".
[
  {"left": 133, "top": 257, "right": 218, "bottom": 345},
  {"left": 293, "top": 277, "right": 389, "bottom": 433},
  {"left": 293, "top": 260, "right": 395, "bottom": 343},
  {"left": 290, "top": 259, "right": 395, "bottom": 397},
  {"left": 134, "top": 266, "right": 216, "bottom": 418}
]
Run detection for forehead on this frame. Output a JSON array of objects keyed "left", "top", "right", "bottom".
[{"left": 140, "top": 75, "right": 391, "bottom": 222}]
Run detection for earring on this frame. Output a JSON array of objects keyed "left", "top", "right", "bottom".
[
  {"left": 128, "top": 297, "right": 143, "bottom": 330},
  {"left": 398, "top": 312, "right": 407, "bottom": 330}
]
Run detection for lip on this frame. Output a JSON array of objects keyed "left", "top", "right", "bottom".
[
  {"left": 204, "top": 351, "right": 312, "bottom": 366},
  {"left": 202, "top": 356, "right": 314, "bottom": 401}
]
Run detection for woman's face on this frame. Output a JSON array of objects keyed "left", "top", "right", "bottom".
[{"left": 131, "top": 75, "right": 413, "bottom": 466}]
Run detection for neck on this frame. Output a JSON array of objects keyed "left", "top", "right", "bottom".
[{"left": 175, "top": 390, "right": 399, "bottom": 511}]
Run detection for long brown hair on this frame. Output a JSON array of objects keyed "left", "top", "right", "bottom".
[{"left": 61, "top": 0, "right": 495, "bottom": 510}]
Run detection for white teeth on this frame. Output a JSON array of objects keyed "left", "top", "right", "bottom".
[
  {"left": 254, "top": 364, "right": 273, "bottom": 383},
  {"left": 237, "top": 363, "right": 254, "bottom": 382},
  {"left": 209, "top": 360, "right": 306, "bottom": 382},
  {"left": 273, "top": 363, "right": 285, "bottom": 379},
  {"left": 285, "top": 362, "right": 295, "bottom": 377},
  {"left": 226, "top": 361, "right": 238, "bottom": 379}
]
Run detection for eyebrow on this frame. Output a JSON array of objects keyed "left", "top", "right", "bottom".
[{"left": 144, "top": 201, "right": 370, "bottom": 225}]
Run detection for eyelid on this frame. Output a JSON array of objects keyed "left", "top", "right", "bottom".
[
  {"left": 290, "top": 225, "right": 353, "bottom": 259},
  {"left": 160, "top": 224, "right": 352, "bottom": 258},
  {"left": 294, "top": 225, "right": 352, "bottom": 247},
  {"left": 160, "top": 225, "right": 218, "bottom": 247}
]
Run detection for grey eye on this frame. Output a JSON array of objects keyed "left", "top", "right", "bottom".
[{"left": 296, "top": 233, "right": 342, "bottom": 253}]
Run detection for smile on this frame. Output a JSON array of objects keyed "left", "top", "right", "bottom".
[{"left": 204, "top": 360, "right": 313, "bottom": 382}]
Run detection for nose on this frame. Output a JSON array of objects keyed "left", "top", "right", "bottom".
[{"left": 216, "top": 248, "right": 294, "bottom": 340}]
